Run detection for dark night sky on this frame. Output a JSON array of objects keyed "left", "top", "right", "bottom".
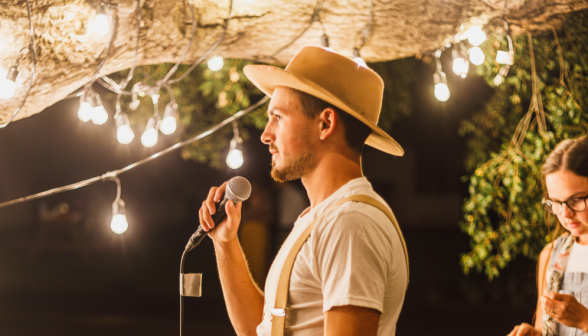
[{"left": 0, "top": 57, "right": 539, "bottom": 335}]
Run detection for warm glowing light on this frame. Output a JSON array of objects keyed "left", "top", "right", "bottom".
[
  {"left": 452, "top": 58, "right": 465, "bottom": 76},
  {"left": 91, "top": 105, "right": 109, "bottom": 125},
  {"left": 226, "top": 149, "right": 244, "bottom": 169},
  {"left": 160, "top": 117, "right": 177, "bottom": 135},
  {"left": 92, "top": 13, "right": 110, "bottom": 36},
  {"left": 110, "top": 214, "right": 128, "bottom": 234},
  {"left": 494, "top": 74, "right": 504, "bottom": 86},
  {"left": 467, "top": 27, "right": 486, "bottom": 46},
  {"left": 160, "top": 103, "right": 178, "bottom": 135},
  {"left": 117, "top": 125, "right": 134, "bottom": 144},
  {"left": 141, "top": 117, "right": 159, "bottom": 148},
  {"left": 434, "top": 83, "right": 450, "bottom": 102},
  {"left": 207, "top": 57, "right": 224, "bottom": 71},
  {"left": 469, "top": 47, "right": 485, "bottom": 65},
  {"left": 354, "top": 57, "right": 367, "bottom": 68},
  {"left": 0, "top": 69, "right": 17, "bottom": 100},
  {"left": 78, "top": 101, "right": 93, "bottom": 122}
]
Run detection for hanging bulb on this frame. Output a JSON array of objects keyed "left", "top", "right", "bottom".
[
  {"left": 469, "top": 47, "right": 485, "bottom": 65},
  {"left": 160, "top": 103, "right": 178, "bottom": 135},
  {"left": 433, "top": 71, "right": 450, "bottom": 102},
  {"left": 78, "top": 94, "right": 93, "bottom": 122},
  {"left": 451, "top": 47, "right": 468, "bottom": 78},
  {"left": 226, "top": 138, "right": 244, "bottom": 169},
  {"left": 467, "top": 26, "right": 486, "bottom": 46},
  {"left": 88, "top": 93, "right": 108, "bottom": 125},
  {"left": 92, "top": 6, "right": 110, "bottom": 36},
  {"left": 0, "top": 66, "right": 18, "bottom": 100},
  {"left": 493, "top": 74, "right": 504, "bottom": 86},
  {"left": 321, "top": 34, "right": 333, "bottom": 52},
  {"left": 115, "top": 113, "right": 134, "bottom": 144},
  {"left": 111, "top": 199, "right": 128, "bottom": 235},
  {"left": 141, "top": 116, "right": 159, "bottom": 148},
  {"left": 353, "top": 48, "right": 368, "bottom": 67},
  {"left": 207, "top": 56, "right": 224, "bottom": 71}
]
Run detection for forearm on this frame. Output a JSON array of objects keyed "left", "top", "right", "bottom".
[{"left": 215, "top": 238, "right": 264, "bottom": 336}]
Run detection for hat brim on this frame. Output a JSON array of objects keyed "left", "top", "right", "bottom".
[{"left": 244, "top": 65, "right": 404, "bottom": 156}]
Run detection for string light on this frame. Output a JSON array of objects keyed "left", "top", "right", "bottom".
[
  {"left": 77, "top": 94, "right": 93, "bottom": 122},
  {"left": 494, "top": 20, "right": 514, "bottom": 86},
  {"left": 207, "top": 56, "right": 224, "bottom": 71},
  {"left": 88, "top": 92, "right": 108, "bottom": 125},
  {"left": 469, "top": 46, "right": 485, "bottom": 65},
  {"left": 110, "top": 177, "right": 128, "bottom": 234},
  {"left": 91, "top": 5, "right": 110, "bottom": 36},
  {"left": 226, "top": 121, "right": 244, "bottom": 169},
  {"left": 467, "top": 26, "right": 486, "bottom": 46},
  {"left": 115, "top": 113, "right": 134, "bottom": 144},
  {"left": 141, "top": 116, "right": 159, "bottom": 148},
  {"left": 451, "top": 44, "right": 469, "bottom": 78},
  {"left": 0, "top": 66, "right": 18, "bottom": 100},
  {"left": 160, "top": 103, "right": 178, "bottom": 135},
  {"left": 433, "top": 50, "right": 450, "bottom": 102}
]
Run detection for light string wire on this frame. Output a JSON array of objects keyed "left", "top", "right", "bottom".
[
  {"left": 115, "top": 0, "right": 142, "bottom": 114},
  {"left": 254, "top": 0, "right": 325, "bottom": 63},
  {"left": 354, "top": 0, "right": 373, "bottom": 51},
  {"left": 0, "top": 0, "right": 37, "bottom": 128},
  {"left": 0, "top": 96, "right": 269, "bottom": 210},
  {"left": 85, "top": 3, "right": 119, "bottom": 92}
]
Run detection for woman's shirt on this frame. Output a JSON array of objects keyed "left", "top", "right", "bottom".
[{"left": 567, "top": 241, "right": 588, "bottom": 273}]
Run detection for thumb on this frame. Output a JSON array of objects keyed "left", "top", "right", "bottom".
[{"left": 225, "top": 201, "right": 242, "bottom": 222}]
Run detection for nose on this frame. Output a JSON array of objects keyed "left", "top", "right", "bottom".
[{"left": 261, "top": 123, "right": 274, "bottom": 145}]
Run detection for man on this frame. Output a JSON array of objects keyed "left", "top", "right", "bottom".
[{"left": 199, "top": 46, "right": 408, "bottom": 336}]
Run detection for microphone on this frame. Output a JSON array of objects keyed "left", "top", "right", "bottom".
[{"left": 185, "top": 176, "right": 252, "bottom": 251}]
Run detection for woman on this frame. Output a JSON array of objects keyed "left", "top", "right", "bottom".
[{"left": 509, "top": 135, "right": 588, "bottom": 336}]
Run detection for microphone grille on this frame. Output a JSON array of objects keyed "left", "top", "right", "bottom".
[{"left": 226, "top": 176, "right": 252, "bottom": 203}]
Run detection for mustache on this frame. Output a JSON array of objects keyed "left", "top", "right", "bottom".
[{"left": 269, "top": 146, "right": 278, "bottom": 152}]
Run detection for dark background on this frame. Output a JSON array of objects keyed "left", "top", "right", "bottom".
[{"left": 0, "top": 59, "right": 538, "bottom": 335}]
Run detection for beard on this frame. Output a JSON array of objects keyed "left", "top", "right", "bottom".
[{"left": 270, "top": 149, "right": 317, "bottom": 183}]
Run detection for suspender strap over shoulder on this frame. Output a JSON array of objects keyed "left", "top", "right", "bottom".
[{"left": 270, "top": 195, "right": 409, "bottom": 336}]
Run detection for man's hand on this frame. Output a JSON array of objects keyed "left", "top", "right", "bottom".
[
  {"left": 506, "top": 323, "right": 541, "bottom": 336},
  {"left": 324, "top": 305, "right": 380, "bottom": 336},
  {"left": 541, "top": 291, "right": 588, "bottom": 332},
  {"left": 198, "top": 182, "right": 243, "bottom": 244}
]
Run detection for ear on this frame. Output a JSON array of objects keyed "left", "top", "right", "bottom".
[{"left": 318, "top": 107, "right": 338, "bottom": 141}]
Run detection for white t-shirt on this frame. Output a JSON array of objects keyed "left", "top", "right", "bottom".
[
  {"left": 567, "top": 241, "right": 588, "bottom": 273},
  {"left": 257, "top": 177, "right": 407, "bottom": 336}
]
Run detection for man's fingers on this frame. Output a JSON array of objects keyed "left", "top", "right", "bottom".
[
  {"left": 214, "top": 182, "right": 228, "bottom": 202},
  {"left": 206, "top": 187, "right": 218, "bottom": 215},
  {"left": 507, "top": 325, "right": 518, "bottom": 336},
  {"left": 202, "top": 201, "right": 214, "bottom": 230}
]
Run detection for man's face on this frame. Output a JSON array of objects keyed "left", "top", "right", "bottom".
[{"left": 261, "top": 87, "right": 318, "bottom": 182}]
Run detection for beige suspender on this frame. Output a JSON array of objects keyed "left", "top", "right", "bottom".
[{"left": 270, "top": 195, "right": 409, "bottom": 336}]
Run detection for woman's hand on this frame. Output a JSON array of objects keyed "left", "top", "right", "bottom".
[
  {"left": 541, "top": 291, "right": 588, "bottom": 332},
  {"left": 507, "top": 323, "right": 541, "bottom": 336}
]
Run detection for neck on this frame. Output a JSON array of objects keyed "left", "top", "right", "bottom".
[
  {"left": 301, "top": 151, "right": 363, "bottom": 208},
  {"left": 577, "top": 234, "right": 588, "bottom": 245}
]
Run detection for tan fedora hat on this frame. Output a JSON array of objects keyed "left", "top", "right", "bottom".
[{"left": 243, "top": 46, "right": 404, "bottom": 156}]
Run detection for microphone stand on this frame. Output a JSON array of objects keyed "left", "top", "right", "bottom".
[{"left": 179, "top": 249, "right": 188, "bottom": 336}]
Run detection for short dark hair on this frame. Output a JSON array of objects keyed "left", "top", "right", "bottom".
[{"left": 293, "top": 89, "right": 372, "bottom": 155}]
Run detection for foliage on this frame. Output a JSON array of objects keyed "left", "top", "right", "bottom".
[
  {"left": 459, "top": 12, "right": 588, "bottom": 279},
  {"left": 108, "top": 57, "right": 414, "bottom": 169}
]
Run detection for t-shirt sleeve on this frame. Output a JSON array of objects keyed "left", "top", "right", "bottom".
[{"left": 314, "top": 210, "right": 391, "bottom": 313}]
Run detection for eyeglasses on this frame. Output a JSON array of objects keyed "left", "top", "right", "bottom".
[{"left": 542, "top": 195, "right": 588, "bottom": 215}]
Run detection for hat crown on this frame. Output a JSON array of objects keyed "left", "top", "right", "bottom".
[{"left": 284, "top": 46, "right": 384, "bottom": 124}]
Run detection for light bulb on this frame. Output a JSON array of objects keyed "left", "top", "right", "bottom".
[
  {"left": 207, "top": 56, "right": 224, "bottom": 71},
  {"left": 141, "top": 117, "right": 159, "bottom": 148},
  {"left": 160, "top": 103, "right": 178, "bottom": 135},
  {"left": 160, "top": 117, "right": 177, "bottom": 135},
  {"left": 110, "top": 214, "right": 128, "bottom": 234},
  {"left": 0, "top": 67, "right": 18, "bottom": 100},
  {"left": 91, "top": 105, "right": 109, "bottom": 125},
  {"left": 433, "top": 71, "right": 450, "bottom": 102},
  {"left": 467, "top": 27, "right": 486, "bottom": 46},
  {"left": 115, "top": 113, "right": 134, "bottom": 144},
  {"left": 469, "top": 47, "right": 485, "bottom": 65},
  {"left": 452, "top": 58, "right": 465, "bottom": 76},
  {"left": 493, "top": 74, "right": 504, "bottom": 86},
  {"left": 434, "top": 83, "right": 450, "bottom": 102},
  {"left": 92, "top": 13, "right": 110, "bottom": 36},
  {"left": 226, "top": 149, "right": 244, "bottom": 169},
  {"left": 78, "top": 101, "right": 93, "bottom": 122},
  {"left": 354, "top": 57, "right": 367, "bottom": 67}
]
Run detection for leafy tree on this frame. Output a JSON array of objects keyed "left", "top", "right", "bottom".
[{"left": 459, "top": 12, "right": 588, "bottom": 279}]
